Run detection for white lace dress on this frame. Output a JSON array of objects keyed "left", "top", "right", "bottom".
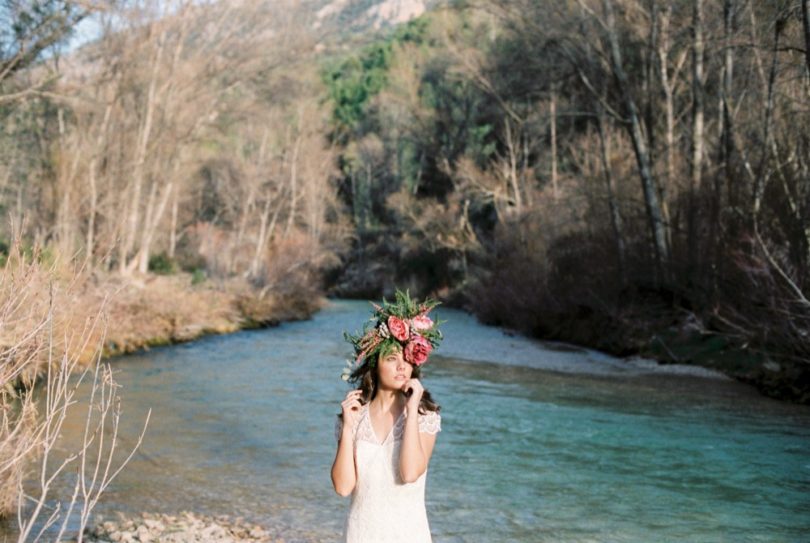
[{"left": 334, "top": 404, "right": 441, "bottom": 543}]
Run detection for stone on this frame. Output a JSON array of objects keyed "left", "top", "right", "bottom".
[
  {"left": 249, "top": 528, "right": 268, "bottom": 538},
  {"left": 143, "top": 519, "right": 161, "bottom": 531}
]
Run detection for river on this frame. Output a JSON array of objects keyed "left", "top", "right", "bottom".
[{"left": 9, "top": 299, "right": 810, "bottom": 542}]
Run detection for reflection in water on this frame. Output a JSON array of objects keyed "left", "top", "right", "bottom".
[{"left": 6, "top": 299, "right": 810, "bottom": 542}]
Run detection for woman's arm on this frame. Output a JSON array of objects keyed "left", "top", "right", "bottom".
[
  {"left": 399, "top": 379, "right": 437, "bottom": 483},
  {"left": 399, "top": 410, "right": 437, "bottom": 483},
  {"left": 331, "top": 390, "right": 362, "bottom": 496},
  {"left": 331, "top": 420, "right": 358, "bottom": 496}
]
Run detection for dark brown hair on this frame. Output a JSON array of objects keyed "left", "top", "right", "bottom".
[{"left": 348, "top": 351, "right": 440, "bottom": 415}]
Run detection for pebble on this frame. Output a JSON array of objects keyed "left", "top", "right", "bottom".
[{"left": 81, "top": 511, "right": 284, "bottom": 543}]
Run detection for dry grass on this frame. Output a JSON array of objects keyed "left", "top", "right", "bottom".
[
  {"left": 0, "top": 235, "right": 324, "bottom": 538},
  {"left": 99, "top": 272, "right": 323, "bottom": 354},
  {"left": 98, "top": 274, "right": 241, "bottom": 354}
]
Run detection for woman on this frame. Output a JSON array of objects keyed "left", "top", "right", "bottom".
[{"left": 331, "top": 290, "right": 443, "bottom": 543}]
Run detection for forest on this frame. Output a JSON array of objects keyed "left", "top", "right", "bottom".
[
  {"left": 321, "top": 0, "right": 810, "bottom": 405},
  {"left": 1, "top": 0, "right": 809, "bottom": 477}
]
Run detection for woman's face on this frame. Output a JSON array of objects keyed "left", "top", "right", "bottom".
[{"left": 376, "top": 347, "right": 413, "bottom": 392}]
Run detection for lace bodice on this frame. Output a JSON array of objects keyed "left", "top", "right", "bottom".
[
  {"left": 334, "top": 406, "right": 441, "bottom": 443},
  {"left": 334, "top": 404, "right": 441, "bottom": 543}
]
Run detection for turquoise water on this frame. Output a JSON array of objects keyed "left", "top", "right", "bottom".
[{"left": 15, "top": 300, "right": 810, "bottom": 542}]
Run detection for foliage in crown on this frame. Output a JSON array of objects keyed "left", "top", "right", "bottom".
[{"left": 342, "top": 289, "right": 444, "bottom": 380}]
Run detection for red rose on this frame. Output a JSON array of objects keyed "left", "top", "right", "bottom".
[
  {"left": 404, "top": 334, "right": 432, "bottom": 366},
  {"left": 387, "top": 316, "right": 410, "bottom": 341}
]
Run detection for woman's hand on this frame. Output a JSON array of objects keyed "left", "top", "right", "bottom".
[
  {"left": 398, "top": 377, "right": 436, "bottom": 483},
  {"left": 333, "top": 389, "right": 362, "bottom": 496},
  {"left": 403, "top": 378, "right": 424, "bottom": 412},
  {"left": 340, "top": 389, "right": 363, "bottom": 430}
]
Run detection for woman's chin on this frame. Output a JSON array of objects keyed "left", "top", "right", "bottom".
[{"left": 378, "top": 382, "right": 406, "bottom": 392}]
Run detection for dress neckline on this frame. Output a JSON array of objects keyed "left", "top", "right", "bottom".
[{"left": 365, "top": 404, "right": 406, "bottom": 445}]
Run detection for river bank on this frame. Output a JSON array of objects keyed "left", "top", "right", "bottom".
[
  {"left": 96, "top": 273, "right": 324, "bottom": 359},
  {"left": 9, "top": 270, "right": 324, "bottom": 382},
  {"left": 330, "top": 276, "right": 809, "bottom": 404},
  {"left": 468, "top": 298, "right": 810, "bottom": 405}
]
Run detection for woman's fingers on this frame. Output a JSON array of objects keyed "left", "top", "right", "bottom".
[
  {"left": 403, "top": 378, "right": 422, "bottom": 393},
  {"left": 344, "top": 389, "right": 362, "bottom": 401},
  {"left": 342, "top": 398, "right": 362, "bottom": 412},
  {"left": 340, "top": 390, "right": 363, "bottom": 420},
  {"left": 403, "top": 379, "right": 424, "bottom": 405}
]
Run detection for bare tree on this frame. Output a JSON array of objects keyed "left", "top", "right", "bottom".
[
  {"left": 656, "top": 2, "right": 685, "bottom": 253},
  {"left": 802, "top": 0, "right": 810, "bottom": 78},
  {"left": 596, "top": 103, "right": 626, "bottom": 285},
  {"left": 603, "top": 0, "right": 671, "bottom": 276},
  {"left": 687, "top": 0, "right": 705, "bottom": 276}
]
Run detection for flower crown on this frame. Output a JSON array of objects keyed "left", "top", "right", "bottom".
[{"left": 342, "top": 289, "right": 444, "bottom": 381}]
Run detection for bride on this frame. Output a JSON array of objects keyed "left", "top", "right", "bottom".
[{"left": 331, "top": 291, "right": 443, "bottom": 543}]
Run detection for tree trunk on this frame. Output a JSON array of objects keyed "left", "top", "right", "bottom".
[
  {"left": 753, "top": 12, "right": 783, "bottom": 221},
  {"left": 252, "top": 196, "right": 273, "bottom": 277},
  {"left": 86, "top": 102, "right": 113, "bottom": 261},
  {"left": 645, "top": 0, "right": 658, "bottom": 168},
  {"left": 550, "top": 86, "right": 558, "bottom": 200},
  {"left": 251, "top": 189, "right": 285, "bottom": 277},
  {"left": 721, "top": 0, "right": 736, "bottom": 210},
  {"left": 136, "top": 178, "right": 159, "bottom": 273},
  {"left": 504, "top": 118, "right": 523, "bottom": 211},
  {"left": 657, "top": 2, "right": 678, "bottom": 254},
  {"left": 169, "top": 188, "right": 178, "bottom": 259},
  {"left": 137, "top": 157, "right": 179, "bottom": 274},
  {"left": 120, "top": 28, "right": 166, "bottom": 274},
  {"left": 603, "top": 0, "right": 670, "bottom": 277},
  {"left": 136, "top": 179, "right": 175, "bottom": 274},
  {"left": 284, "top": 134, "right": 302, "bottom": 238},
  {"left": 688, "top": 0, "right": 705, "bottom": 279},
  {"left": 522, "top": 132, "right": 533, "bottom": 207},
  {"left": 237, "top": 128, "right": 267, "bottom": 245},
  {"left": 55, "top": 106, "right": 81, "bottom": 257},
  {"left": 802, "top": 0, "right": 810, "bottom": 81},
  {"left": 597, "top": 105, "right": 626, "bottom": 286},
  {"left": 709, "top": 0, "right": 737, "bottom": 297}
]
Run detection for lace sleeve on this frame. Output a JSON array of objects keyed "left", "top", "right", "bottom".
[{"left": 418, "top": 410, "right": 441, "bottom": 435}]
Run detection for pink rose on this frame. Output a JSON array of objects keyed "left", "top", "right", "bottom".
[
  {"left": 404, "top": 334, "right": 432, "bottom": 366},
  {"left": 410, "top": 314, "right": 433, "bottom": 331},
  {"left": 387, "top": 316, "right": 410, "bottom": 341}
]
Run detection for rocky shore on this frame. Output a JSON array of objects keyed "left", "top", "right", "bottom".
[{"left": 80, "top": 512, "right": 281, "bottom": 543}]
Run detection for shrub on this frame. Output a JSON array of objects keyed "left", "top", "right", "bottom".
[
  {"left": 148, "top": 252, "right": 177, "bottom": 275},
  {"left": 191, "top": 268, "right": 207, "bottom": 285},
  {"left": 0, "top": 240, "right": 147, "bottom": 538}
]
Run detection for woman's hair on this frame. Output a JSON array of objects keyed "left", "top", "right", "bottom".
[{"left": 347, "top": 351, "right": 440, "bottom": 415}]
